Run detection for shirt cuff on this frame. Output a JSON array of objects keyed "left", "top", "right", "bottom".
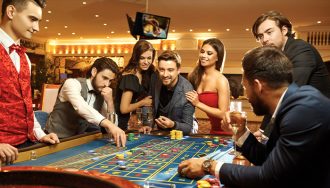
[
  {"left": 215, "top": 161, "right": 224, "bottom": 179},
  {"left": 236, "top": 128, "right": 250, "bottom": 147},
  {"left": 34, "top": 128, "right": 47, "bottom": 140}
]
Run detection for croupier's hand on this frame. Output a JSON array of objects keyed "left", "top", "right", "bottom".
[
  {"left": 0, "top": 143, "right": 18, "bottom": 164},
  {"left": 40, "top": 133, "right": 60, "bottom": 144}
]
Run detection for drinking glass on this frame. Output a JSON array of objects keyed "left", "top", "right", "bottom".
[
  {"left": 146, "top": 106, "right": 153, "bottom": 132},
  {"left": 106, "top": 112, "right": 116, "bottom": 142},
  {"left": 229, "top": 101, "right": 247, "bottom": 156},
  {"left": 136, "top": 108, "right": 142, "bottom": 137}
]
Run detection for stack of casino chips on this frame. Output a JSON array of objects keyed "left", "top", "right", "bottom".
[
  {"left": 170, "top": 130, "right": 183, "bottom": 140},
  {"left": 128, "top": 133, "right": 135, "bottom": 141}
]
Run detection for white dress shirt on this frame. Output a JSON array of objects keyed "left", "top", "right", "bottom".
[
  {"left": 57, "top": 78, "right": 118, "bottom": 126},
  {"left": 0, "top": 28, "right": 46, "bottom": 140}
]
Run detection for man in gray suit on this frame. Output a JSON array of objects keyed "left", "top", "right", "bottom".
[{"left": 140, "top": 50, "right": 195, "bottom": 135}]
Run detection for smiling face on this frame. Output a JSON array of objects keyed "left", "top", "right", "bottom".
[
  {"left": 199, "top": 44, "right": 218, "bottom": 68},
  {"left": 138, "top": 50, "right": 153, "bottom": 71},
  {"left": 158, "top": 60, "right": 180, "bottom": 89},
  {"left": 8, "top": 1, "right": 42, "bottom": 41},
  {"left": 256, "top": 19, "right": 288, "bottom": 49}
]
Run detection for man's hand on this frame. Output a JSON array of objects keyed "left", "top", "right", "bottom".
[
  {"left": 0, "top": 143, "right": 18, "bottom": 164},
  {"left": 105, "top": 121, "right": 126, "bottom": 147},
  {"left": 253, "top": 129, "right": 269, "bottom": 143},
  {"left": 185, "top": 90, "right": 200, "bottom": 106},
  {"left": 139, "top": 126, "right": 152, "bottom": 134},
  {"left": 39, "top": 133, "right": 60, "bottom": 144},
  {"left": 101, "top": 87, "right": 113, "bottom": 104},
  {"left": 178, "top": 158, "right": 209, "bottom": 179},
  {"left": 155, "top": 116, "right": 174, "bottom": 129}
]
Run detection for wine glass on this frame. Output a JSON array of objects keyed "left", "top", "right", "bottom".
[
  {"left": 136, "top": 108, "right": 142, "bottom": 137},
  {"left": 146, "top": 106, "right": 153, "bottom": 133},
  {"left": 229, "top": 101, "right": 246, "bottom": 156},
  {"left": 106, "top": 112, "right": 116, "bottom": 142}
]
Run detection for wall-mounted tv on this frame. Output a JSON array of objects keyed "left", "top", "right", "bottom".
[{"left": 128, "top": 12, "right": 170, "bottom": 40}]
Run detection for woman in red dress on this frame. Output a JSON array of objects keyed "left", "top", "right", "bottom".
[{"left": 186, "top": 38, "right": 231, "bottom": 135}]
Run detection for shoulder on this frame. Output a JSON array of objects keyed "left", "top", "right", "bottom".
[
  {"left": 179, "top": 75, "right": 194, "bottom": 91},
  {"left": 215, "top": 72, "right": 229, "bottom": 87}
]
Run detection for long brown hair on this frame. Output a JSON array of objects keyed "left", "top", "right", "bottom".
[
  {"left": 121, "top": 40, "right": 156, "bottom": 91},
  {"left": 188, "top": 38, "right": 225, "bottom": 89}
]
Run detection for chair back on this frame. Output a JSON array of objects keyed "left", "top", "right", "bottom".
[{"left": 40, "top": 84, "right": 61, "bottom": 113}]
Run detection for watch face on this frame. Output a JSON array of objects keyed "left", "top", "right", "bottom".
[{"left": 203, "top": 160, "right": 211, "bottom": 172}]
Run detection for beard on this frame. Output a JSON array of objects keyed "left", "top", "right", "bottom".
[
  {"left": 249, "top": 91, "right": 269, "bottom": 116},
  {"left": 91, "top": 78, "right": 101, "bottom": 94}
]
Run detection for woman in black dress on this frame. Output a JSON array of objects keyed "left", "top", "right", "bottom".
[{"left": 115, "top": 40, "right": 155, "bottom": 130}]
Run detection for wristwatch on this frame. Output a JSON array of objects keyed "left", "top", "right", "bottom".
[{"left": 202, "top": 159, "right": 214, "bottom": 173}]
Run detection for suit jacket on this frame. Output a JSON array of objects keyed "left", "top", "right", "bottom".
[
  {"left": 149, "top": 73, "right": 194, "bottom": 135},
  {"left": 220, "top": 84, "right": 330, "bottom": 188},
  {"left": 284, "top": 37, "right": 330, "bottom": 98}
]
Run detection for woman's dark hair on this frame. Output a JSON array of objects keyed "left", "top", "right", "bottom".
[
  {"left": 121, "top": 40, "right": 156, "bottom": 91},
  {"left": 188, "top": 38, "right": 225, "bottom": 89}
]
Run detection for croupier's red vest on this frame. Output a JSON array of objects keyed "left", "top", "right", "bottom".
[{"left": 0, "top": 44, "right": 36, "bottom": 146}]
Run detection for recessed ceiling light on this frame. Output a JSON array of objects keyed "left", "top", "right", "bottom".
[
  {"left": 44, "top": 26, "right": 48, "bottom": 29},
  {"left": 127, "top": 31, "right": 130, "bottom": 33},
  {"left": 103, "top": 23, "right": 107, "bottom": 26},
  {"left": 47, "top": 10, "right": 52, "bottom": 14},
  {"left": 106, "top": 36, "right": 110, "bottom": 39},
  {"left": 317, "top": 21, "right": 322, "bottom": 24},
  {"left": 245, "top": 28, "right": 250, "bottom": 31},
  {"left": 111, "top": 31, "right": 115, "bottom": 34},
  {"left": 82, "top": 1, "right": 87, "bottom": 5},
  {"left": 208, "top": 29, "right": 212, "bottom": 32},
  {"left": 57, "top": 33, "right": 61, "bottom": 36},
  {"left": 46, "top": 19, "right": 49, "bottom": 22},
  {"left": 64, "top": 26, "right": 68, "bottom": 28},
  {"left": 72, "top": 32, "right": 76, "bottom": 35},
  {"left": 95, "top": 14, "right": 99, "bottom": 18},
  {"left": 189, "top": 29, "right": 193, "bottom": 32},
  {"left": 226, "top": 28, "right": 230, "bottom": 31},
  {"left": 172, "top": 29, "right": 176, "bottom": 32}
]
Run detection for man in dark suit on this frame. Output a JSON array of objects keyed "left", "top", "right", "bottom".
[
  {"left": 252, "top": 10, "right": 330, "bottom": 139},
  {"left": 252, "top": 10, "right": 330, "bottom": 98},
  {"left": 140, "top": 50, "right": 194, "bottom": 135},
  {"left": 178, "top": 46, "right": 330, "bottom": 188}
]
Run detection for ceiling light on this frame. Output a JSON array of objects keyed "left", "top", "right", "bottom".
[
  {"left": 82, "top": 2, "right": 87, "bottom": 5},
  {"left": 103, "top": 23, "right": 107, "bottom": 26},
  {"left": 44, "top": 26, "right": 48, "bottom": 29},
  {"left": 64, "top": 26, "right": 68, "bottom": 28},
  {"left": 317, "top": 21, "right": 322, "bottom": 24},
  {"left": 245, "top": 28, "right": 250, "bottom": 31},
  {"left": 46, "top": 19, "right": 49, "bottom": 22},
  {"left": 207, "top": 29, "right": 211, "bottom": 32},
  {"left": 95, "top": 14, "right": 99, "bottom": 18},
  {"left": 172, "top": 29, "right": 176, "bottom": 32},
  {"left": 107, "top": 36, "right": 110, "bottom": 39},
  {"left": 226, "top": 28, "right": 230, "bottom": 31},
  {"left": 57, "top": 33, "right": 61, "bottom": 36},
  {"left": 111, "top": 31, "right": 115, "bottom": 34},
  {"left": 189, "top": 29, "right": 193, "bottom": 32},
  {"left": 127, "top": 31, "right": 130, "bottom": 33},
  {"left": 72, "top": 32, "right": 76, "bottom": 35},
  {"left": 47, "top": 10, "right": 52, "bottom": 14}
]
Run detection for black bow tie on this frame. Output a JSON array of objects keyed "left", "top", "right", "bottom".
[
  {"left": 88, "top": 90, "right": 100, "bottom": 95},
  {"left": 9, "top": 44, "right": 26, "bottom": 54}
]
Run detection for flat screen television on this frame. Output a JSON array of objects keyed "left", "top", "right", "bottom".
[{"left": 129, "top": 12, "right": 170, "bottom": 40}]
